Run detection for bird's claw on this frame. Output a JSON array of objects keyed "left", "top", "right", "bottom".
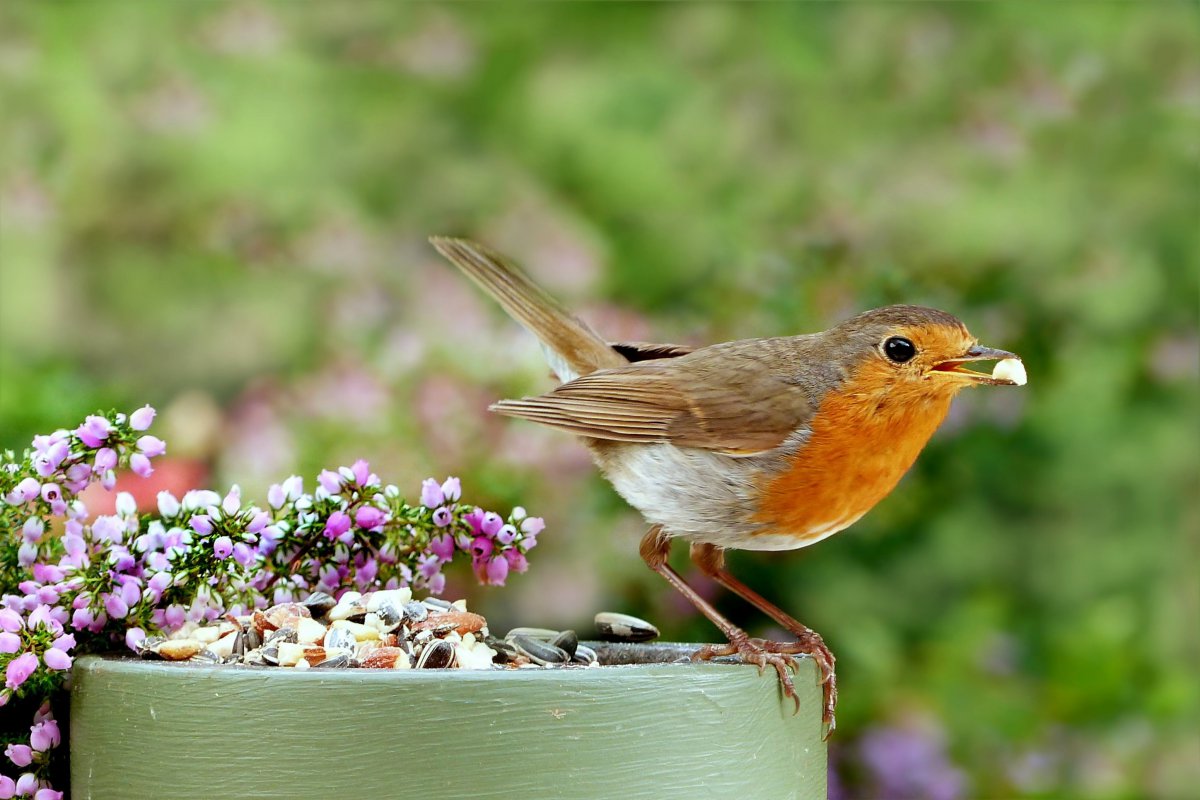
[{"left": 694, "top": 634, "right": 837, "bottom": 735}]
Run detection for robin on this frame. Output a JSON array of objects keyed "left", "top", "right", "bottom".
[{"left": 432, "top": 237, "right": 1025, "bottom": 733}]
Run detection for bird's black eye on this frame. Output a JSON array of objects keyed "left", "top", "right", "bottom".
[{"left": 883, "top": 336, "right": 916, "bottom": 363}]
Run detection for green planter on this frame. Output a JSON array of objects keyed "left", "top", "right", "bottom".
[{"left": 70, "top": 645, "right": 826, "bottom": 799}]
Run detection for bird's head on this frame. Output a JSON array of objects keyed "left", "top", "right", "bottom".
[{"left": 829, "top": 305, "right": 1026, "bottom": 401}]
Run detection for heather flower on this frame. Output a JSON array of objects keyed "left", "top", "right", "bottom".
[
  {"left": 103, "top": 593, "right": 129, "bottom": 619},
  {"left": 157, "top": 491, "right": 181, "bottom": 518},
  {"left": 0, "top": 633, "right": 19, "bottom": 654},
  {"left": 93, "top": 447, "right": 118, "bottom": 472},
  {"left": 129, "top": 453, "right": 153, "bottom": 478},
  {"left": 41, "top": 648, "right": 71, "bottom": 671},
  {"left": 0, "top": 776, "right": 12, "bottom": 797},
  {"left": 4, "top": 652, "right": 38, "bottom": 690},
  {"left": 441, "top": 476, "right": 462, "bottom": 502},
  {"left": 4, "top": 743, "right": 33, "bottom": 767},
  {"left": 432, "top": 507, "right": 452, "bottom": 527},
  {"left": 481, "top": 512, "right": 503, "bottom": 537},
  {"left": 420, "top": 478, "right": 444, "bottom": 508},
  {"left": 470, "top": 536, "right": 494, "bottom": 560},
  {"left": 190, "top": 515, "right": 213, "bottom": 535},
  {"left": 484, "top": 556, "right": 509, "bottom": 585},
  {"left": 21, "top": 518, "right": 43, "bottom": 544},
  {"left": 504, "top": 549, "right": 528, "bottom": 573},
  {"left": 36, "top": 788, "right": 64, "bottom": 800},
  {"left": 12, "top": 477, "right": 40, "bottom": 503},
  {"left": 0, "top": 609, "right": 22, "bottom": 632},
  {"left": 130, "top": 405, "right": 156, "bottom": 430},
  {"left": 495, "top": 524, "right": 517, "bottom": 546},
  {"left": 355, "top": 505, "right": 386, "bottom": 530},
  {"left": 76, "top": 415, "right": 111, "bottom": 447},
  {"left": 429, "top": 534, "right": 455, "bottom": 562},
  {"left": 212, "top": 536, "right": 233, "bottom": 560},
  {"left": 322, "top": 511, "right": 351, "bottom": 540},
  {"left": 521, "top": 516, "right": 545, "bottom": 536},
  {"left": 317, "top": 469, "right": 342, "bottom": 494},
  {"left": 115, "top": 491, "right": 137, "bottom": 517},
  {"left": 29, "top": 720, "right": 60, "bottom": 751}
]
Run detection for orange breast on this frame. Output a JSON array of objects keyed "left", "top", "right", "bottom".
[{"left": 752, "top": 361, "right": 955, "bottom": 542}]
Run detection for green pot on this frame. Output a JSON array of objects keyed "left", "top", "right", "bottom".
[{"left": 70, "top": 644, "right": 826, "bottom": 799}]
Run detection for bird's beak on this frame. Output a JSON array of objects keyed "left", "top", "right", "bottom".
[{"left": 929, "top": 344, "right": 1027, "bottom": 386}]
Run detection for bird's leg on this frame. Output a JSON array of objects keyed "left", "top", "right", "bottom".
[
  {"left": 691, "top": 542, "right": 837, "bottom": 733},
  {"left": 638, "top": 526, "right": 801, "bottom": 712}
]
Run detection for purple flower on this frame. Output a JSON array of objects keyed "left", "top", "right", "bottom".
[
  {"left": 92, "top": 515, "right": 124, "bottom": 543},
  {"left": 212, "top": 536, "right": 233, "bottom": 560},
  {"left": 521, "top": 517, "right": 545, "bottom": 536},
  {"left": 129, "top": 453, "right": 153, "bottom": 478},
  {"left": 351, "top": 459, "right": 371, "bottom": 485},
  {"left": 157, "top": 491, "right": 181, "bottom": 518},
  {"left": 485, "top": 555, "right": 509, "bottom": 585},
  {"left": 0, "top": 776, "right": 13, "bottom": 797},
  {"left": 190, "top": 515, "right": 213, "bottom": 535},
  {"left": 0, "top": 609, "right": 22, "bottom": 632},
  {"left": 470, "top": 536, "right": 494, "bottom": 560},
  {"left": 92, "top": 447, "right": 117, "bottom": 474},
  {"left": 481, "top": 512, "right": 503, "bottom": 537},
  {"left": 17, "top": 542, "right": 37, "bottom": 568},
  {"left": 221, "top": 487, "right": 241, "bottom": 516},
  {"left": 42, "top": 647, "right": 71, "bottom": 671},
  {"left": 76, "top": 415, "right": 111, "bottom": 447},
  {"left": 317, "top": 469, "right": 342, "bottom": 494},
  {"left": 4, "top": 651, "right": 38, "bottom": 690},
  {"left": 130, "top": 404, "right": 156, "bottom": 430},
  {"left": 103, "top": 593, "right": 129, "bottom": 619},
  {"left": 420, "top": 478, "right": 445, "bottom": 509},
  {"left": 495, "top": 524, "right": 518, "bottom": 546},
  {"left": 355, "top": 505, "right": 386, "bottom": 530},
  {"left": 70, "top": 607, "right": 95, "bottom": 630},
  {"left": 30, "top": 719, "right": 61, "bottom": 750},
  {"left": 0, "top": 632, "right": 19, "bottom": 653},
  {"left": 12, "top": 477, "right": 40, "bottom": 503},
  {"left": 323, "top": 511, "right": 351, "bottom": 540},
  {"left": 247, "top": 510, "right": 271, "bottom": 533},
  {"left": 36, "top": 788, "right": 64, "bottom": 800},
  {"left": 21, "top": 518, "right": 43, "bottom": 544},
  {"left": 119, "top": 580, "right": 140, "bottom": 608},
  {"left": 39, "top": 483, "right": 61, "bottom": 505},
  {"left": 425, "top": 573, "right": 446, "bottom": 595},
  {"left": 416, "top": 554, "right": 441, "bottom": 580},
  {"left": 441, "top": 476, "right": 462, "bottom": 502},
  {"left": 432, "top": 507, "right": 452, "bottom": 527},
  {"left": 136, "top": 434, "right": 166, "bottom": 460},
  {"left": 5, "top": 743, "right": 33, "bottom": 767},
  {"left": 505, "top": 549, "right": 529, "bottom": 573},
  {"left": 267, "top": 482, "right": 287, "bottom": 509},
  {"left": 429, "top": 534, "right": 455, "bottom": 562},
  {"left": 51, "top": 633, "right": 74, "bottom": 651},
  {"left": 15, "top": 774, "right": 38, "bottom": 797},
  {"left": 232, "top": 543, "right": 255, "bottom": 566}
]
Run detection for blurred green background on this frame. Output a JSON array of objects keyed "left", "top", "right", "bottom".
[{"left": 1, "top": 3, "right": 1197, "bottom": 797}]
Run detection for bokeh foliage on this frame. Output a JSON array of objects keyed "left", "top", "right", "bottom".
[{"left": 1, "top": 3, "right": 1197, "bottom": 797}]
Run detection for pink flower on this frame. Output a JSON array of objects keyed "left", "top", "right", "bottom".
[
  {"left": 29, "top": 719, "right": 60, "bottom": 751},
  {"left": 470, "top": 536, "right": 493, "bottom": 560},
  {"left": 76, "top": 415, "right": 111, "bottom": 447},
  {"left": 70, "top": 608, "right": 95, "bottom": 630},
  {"left": 495, "top": 524, "right": 517, "bottom": 546},
  {"left": 189, "top": 515, "right": 213, "bottom": 535},
  {"left": 481, "top": 512, "right": 503, "bottom": 537},
  {"left": 129, "top": 453, "right": 153, "bottom": 478},
  {"left": 4, "top": 652, "right": 38, "bottom": 690},
  {"left": 432, "top": 507, "right": 452, "bottom": 527},
  {"left": 505, "top": 549, "right": 529, "bottom": 573},
  {"left": 440, "top": 476, "right": 462, "bottom": 502},
  {"left": 103, "top": 593, "right": 129, "bottom": 619},
  {"left": 247, "top": 511, "right": 271, "bottom": 533},
  {"left": 36, "top": 789, "right": 64, "bottom": 800},
  {"left": 15, "top": 774, "right": 38, "bottom": 797},
  {"left": 463, "top": 507, "right": 484, "bottom": 533},
  {"left": 429, "top": 534, "right": 455, "bottom": 562},
  {"left": 520, "top": 517, "right": 545, "bottom": 536},
  {"left": 212, "top": 536, "right": 233, "bottom": 560},
  {"left": 322, "top": 511, "right": 351, "bottom": 540},
  {"left": 317, "top": 470, "right": 342, "bottom": 494},
  {"left": 355, "top": 506, "right": 386, "bottom": 530},
  {"left": 0, "top": 633, "right": 19, "bottom": 654},
  {"left": 93, "top": 447, "right": 118, "bottom": 473},
  {"left": 267, "top": 483, "right": 287, "bottom": 509},
  {"left": 419, "top": 478, "right": 444, "bottom": 509},
  {"left": 0, "top": 776, "right": 13, "bottom": 798},
  {"left": 485, "top": 555, "right": 509, "bottom": 585},
  {"left": 125, "top": 627, "right": 147, "bottom": 652},
  {"left": 51, "top": 633, "right": 75, "bottom": 651},
  {"left": 4, "top": 743, "right": 32, "bottom": 767},
  {"left": 42, "top": 647, "right": 71, "bottom": 671},
  {"left": 12, "top": 477, "right": 40, "bottom": 503},
  {"left": 133, "top": 434, "right": 165, "bottom": 458},
  {"left": 351, "top": 459, "right": 371, "bottom": 485},
  {"left": 130, "top": 405, "right": 156, "bottom": 430},
  {"left": 232, "top": 543, "right": 255, "bottom": 566},
  {"left": 0, "top": 609, "right": 22, "bottom": 632}
]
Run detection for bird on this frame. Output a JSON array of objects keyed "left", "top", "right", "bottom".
[{"left": 431, "top": 236, "right": 1025, "bottom": 734}]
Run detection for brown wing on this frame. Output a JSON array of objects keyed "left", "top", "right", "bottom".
[{"left": 491, "top": 343, "right": 815, "bottom": 455}]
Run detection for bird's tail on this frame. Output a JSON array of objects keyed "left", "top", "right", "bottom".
[{"left": 430, "top": 237, "right": 626, "bottom": 380}]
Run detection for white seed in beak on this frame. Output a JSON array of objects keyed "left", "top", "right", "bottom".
[{"left": 992, "top": 358, "right": 1027, "bottom": 386}]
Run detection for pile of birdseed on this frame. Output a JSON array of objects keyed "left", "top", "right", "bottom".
[{"left": 135, "top": 588, "right": 659, "bottom": 671}]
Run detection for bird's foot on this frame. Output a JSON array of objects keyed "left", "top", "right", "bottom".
[{"left": 693, "top": 634, "right": 837, "bottom": 736}]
